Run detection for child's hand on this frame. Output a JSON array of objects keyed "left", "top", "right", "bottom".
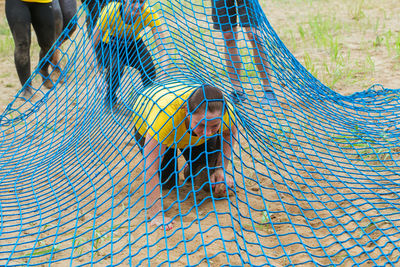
[
  {"left": 150, "top": 214, "right": 175, "bottom": 231},
  {"left": 210, "top": 169, "right": 233, "bottom": 195}
]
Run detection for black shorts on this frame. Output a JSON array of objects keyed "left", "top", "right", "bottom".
[
  {"left": 135, "top": 130, "right": 222, "bottom": 191},
  {"left": 211, "top": 0, "right": 258, "bottom": 31}
]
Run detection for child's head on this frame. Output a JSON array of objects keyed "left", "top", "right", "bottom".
[
  {"left": 186, "top": 85, "right": 226, "bottom": 137},
  {"left": 123, "top": 0, "right": 145, "bottom": 4},
  {"left": 123, "top": 0, "right": 145, "bottom": 19}
]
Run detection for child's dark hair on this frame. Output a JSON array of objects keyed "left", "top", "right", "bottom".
[
  {"left": 124, "top": 0, "right": 145, "bottom": 5},
  {"left": 187, "top": 85, "right": 225, "bottom": 114}
]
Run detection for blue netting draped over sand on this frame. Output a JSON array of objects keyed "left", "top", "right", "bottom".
[{"left": 1, "top": 0, "right": 400, "bottom": 265}]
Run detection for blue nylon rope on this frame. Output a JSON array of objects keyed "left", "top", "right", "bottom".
[{"left": 1, "top": 0, "right": 400, "bottom": 265}]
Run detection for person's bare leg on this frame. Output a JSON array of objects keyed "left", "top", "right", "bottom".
[
  {"left": 50, "top": 50, "right": 62, "bottom": 80},
  {"left": 245, "top": 26, "right": 277, "bottom": 104},
  {"left": 51, "top": 0, "right": 63, "bottom": 80},
  {"left": 222, "top": 29, "right": 243, "bottom": 93},
  {"left": 244, "top": 27, "right": 273, "bottom": 90},
  {"left": 51, "top": 0, "right": 78, "bottom": 82}
]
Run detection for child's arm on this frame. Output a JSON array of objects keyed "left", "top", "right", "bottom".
[
  {"left": 92, "top": 26, "right": 102, "bottom": 49},
  {"left": 143, "top": 133, "right": 175, "bottom": 230},
  {"left": 211, "top": 124, "right": 238, "bottom": 194}
]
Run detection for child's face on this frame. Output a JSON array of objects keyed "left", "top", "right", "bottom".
[
  {"left": 188, "top": 111, "right": 222, "bottom": 138},
  {"left": 124, "top": 1, "right": 141, "bottom": 20}
]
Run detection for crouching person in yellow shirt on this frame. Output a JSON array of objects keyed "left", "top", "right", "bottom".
[{"left": 133, "top": 83, "right": 238, "bottom": 231}]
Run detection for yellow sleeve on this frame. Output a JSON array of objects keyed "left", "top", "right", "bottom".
[
  {"left": 222, "top": 104, "right": 236, "bottom": 132},
  {"left": 95, "top": 3, "right": 117, "bottom": 32},
  {"left": 95, "top": 6, "right": 107, "bottom": 32},
  {"left": 22, "top": 0, "right": 52, "bottom": 3},
  {"left": 142, "top": 6, "right": 162, "bottom": 29}
]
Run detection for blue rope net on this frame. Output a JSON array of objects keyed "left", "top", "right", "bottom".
[{"left": 1, "top": 0, "right": 400, "bottom": 265}]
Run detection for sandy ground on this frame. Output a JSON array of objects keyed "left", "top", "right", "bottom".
[{"left": 0, "top": 0, "right": 400, "bottom": 266}]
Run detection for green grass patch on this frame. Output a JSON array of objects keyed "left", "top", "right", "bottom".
[
  {"left": 0, "top": 17, "right": 14, "bottom": 57},
  {"left": 349, "top": 0, "right": 366, "bottom": 21},
  {"left": 24, "top": 242, "right": 60, "bottom": 257},
  {"left": 331, "top": 127, "right": 399, "bottom": 169}
]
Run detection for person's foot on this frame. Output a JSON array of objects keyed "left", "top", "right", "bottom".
[
  {"left": 230, "top": 91, "right": 246, "bottom": 103},
  {"left": 150, "top": 214, "right": 175, "bottom": 231},
  {"left": 260, "top": 90, "right": 278, "bottom": 106},
  {"left": 51, "top": 66, "right": 62, "bottom": 82},
  {"left": 43, "top": 79, "right": 53, "bottom": 89},
  {"left": 21, "top": 86, "right": 33, "bottom": 99},
  {"left": 39, "top": 70, "right": 54, "bottom": 89}
]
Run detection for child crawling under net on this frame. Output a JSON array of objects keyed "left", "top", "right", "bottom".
[
  {"left": 133, "top": 83, "right": 238, "bottom": 230},
  {"left": 92, "top": 0, "right": 168, "bottom": 106}
]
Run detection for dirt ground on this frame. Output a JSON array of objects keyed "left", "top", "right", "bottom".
[{"left": 0, "top": 0, "right": 400, "bottom": 266}]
